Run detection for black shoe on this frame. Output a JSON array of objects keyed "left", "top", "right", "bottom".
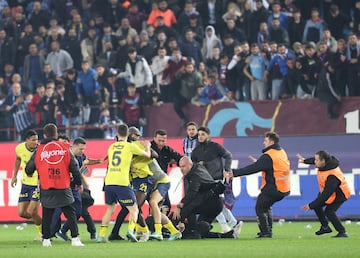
[
  {"left": 108, "top": 234, "right": 125, "bottom": 241},
  {"left": 315, "top": 226, "right": 332, "bottom": 235},
  {"left": 256, "top": 232, "right": 272, "bottom": 238},
  {"left": 90, "top": 233, "right": 96, "bottom": 240},
  {"left": 332, "top": 232, "right": 349, "bottom": 238}
]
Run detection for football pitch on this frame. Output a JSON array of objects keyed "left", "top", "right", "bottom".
[{"left": 0, "top": 221, "right": 359, "bottom": 258}]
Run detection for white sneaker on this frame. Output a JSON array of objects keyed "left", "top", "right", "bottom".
[
  {"left": 71, "top": 237, "right": 85, "bottom": 247},
  {"left": 233, "top": 221, "right": 243, "bottom": 239},
  {"left": 42, "top": 239, "right": 52, "bottom": 247}
]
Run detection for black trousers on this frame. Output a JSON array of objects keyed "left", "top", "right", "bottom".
[
  {"left": 255, "top": 189, "right": 289, "bottom": 234},
  {"left": 173, "top": 94, "right": 190, "bottom": 121},
  {"left": 81, "top": 204, "right": 96, "bottom": 235},
  {"left": 42, "top": 204, "right": 78, "bottom": 239},
  {"left": 314, "top": 199, "right": 346, "bottom": 233},
  {"left": 181, "top": 194, "right": 223, "bottom": 233}
]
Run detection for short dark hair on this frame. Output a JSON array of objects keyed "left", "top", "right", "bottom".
[
  {"left": 264, "top": 131, "right": 279, "bottom": 144},
  {"left": 43, "top": 123, "right": 57, "bottom": 138},
  {"left": 186, "top": 121, "right": 198, "bottom": 128},
  {"left": 58, "top": 133, "right": 70, "bottom": 142},
  {"left": 117, "top": 124, "right": 129, "bottom": 137},
  {"left": 73, "top": 137, "right": 86, "bottom": 145},
  {"left": 316, "top": 150, "right": 331, "bottom": 163},
  {"left": 154, "top": 129, "right": 167, "bottom": 136},
  {"left": 198, "top": 126, "right": 210, "bottom": 135},
  {"left": 25, "top": 129, "right": 37, "bottom": 139}
]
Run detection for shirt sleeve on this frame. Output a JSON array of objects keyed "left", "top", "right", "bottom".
[{"left": 232, "top": 154, "right": 272, "bottom": 177}]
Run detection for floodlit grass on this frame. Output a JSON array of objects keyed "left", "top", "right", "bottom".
[{"left": 0, "top": 221, "right": 359, "bottom": 258}]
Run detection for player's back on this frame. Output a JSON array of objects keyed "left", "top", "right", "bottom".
[{"left": 105, "top": 141, "right": 145, "bottom": 186}]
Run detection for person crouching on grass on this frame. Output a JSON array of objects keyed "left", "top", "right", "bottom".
[{"left": 297, "top": 150, "right": 350, "bottom": 238}]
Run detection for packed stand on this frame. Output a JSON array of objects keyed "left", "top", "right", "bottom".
[{"left": 0, "top": 0, "right": 359, "bottom": 141}]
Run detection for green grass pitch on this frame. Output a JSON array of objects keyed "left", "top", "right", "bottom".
[{"left": 0, "top": 221, "right": 359, "bottom": 258}]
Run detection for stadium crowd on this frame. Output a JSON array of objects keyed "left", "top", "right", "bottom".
[{"left": 0, "top": 0, "right": 359, "bottom": 141}]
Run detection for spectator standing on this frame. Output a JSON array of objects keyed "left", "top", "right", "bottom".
[
  {"left": 120, "top": 83, "right": 145, "bottom": 128},
  {"left": 303, "top": 8, "right": 326, "bottom": 43},
  {"left": 269, "top": 18, "right": 290, "bottom": 47},
  {"left": 147, "top": 0, "right": 177, "bottom": 28},
  {"left": 325, "top": 4, "right": 351, "bottom": 40},
  {"left": 288, "top": 9, "right": 305, "bottom": 46},
  {"left": 28, "top": 83, "right": 45, "bottom": 126},
  {"left": 76, "top": 60, "right": 101, "bottom": 125},
  {"left": 81, "top": 27, "right": 99, "bottom": 67},
  {"left": 37, "top": 85, "right": 57, "bottom": 126},
  {"left": 28, "top": 0, "right": 49, "bottom": 32},
  {"left": 125, "top": 2, "right": 147, "bottom": 34},
  {"left": 346, "top": 34, "right": 360, "bottom": 96},
  {"left": 105, "top": 0, "right": 127, "bottom": 30},
  {"left": 117, "top": 47, "right": 153, "bottom": 98},
  {"left": 202, "top": 26, "right": 222, "bottom": 60},
  {"left": 267, "top": 1, "right": 288, "bottom": 30},
  {"left": 46, "top": 41, "right": 74, "bottom": 77},
  {"left": 151, "top": 46, "right": 170, "bottom": 94},
  {"left": 62, "top": 28, "right": 83, "bottom": 71},
  {"left": 179, "top": 28, "right": 203, "bottom": 67},
  {"left": 0, "top": 28, "right": 15, "bottom": 75},
  {"left": 23, "top": 44, "right": 45, "bottom": 93},
  {"left": 243, "top": 43, "right": 268, "bottom": 100},
  {"left": 250, "top": 0, "right": 269, "bottom": 44}
]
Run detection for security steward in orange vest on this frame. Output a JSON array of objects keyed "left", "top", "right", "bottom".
[
  {"left": 225, "top": 131, "right": 291, "bottom": 238},
  {"left": 298, "top": 150, "right": 351, "bottom": 238},
  {"left": 26, "top": 123, "right": 83, "bottom": 246}
]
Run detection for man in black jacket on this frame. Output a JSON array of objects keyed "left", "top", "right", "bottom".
[
  {"left": 225, "top": 131, "right": 290, "bottom": 238},
  {"left": 172, "top": 157, "right": 236, "bottom": 239},
  {"left": 191, "top": 126, "right": 232, "bottom": 180},
  {"left": 25, "top": 123, "right": 84, "bottom": 247},
  {"left": 298, "top": 151, "right": 350, "bottom": 238},
  {"left": 151, "top": 129, "right": 183, "bottom": 173},
  {"left": 190, "top": 126, "right": 241, "bottom": 235}
]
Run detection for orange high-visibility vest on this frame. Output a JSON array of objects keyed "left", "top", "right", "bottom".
[
  {"left": 317, "top": 167, "right": 351, "bottom": 204},
  {"left": 261, "top": 148, "right": 291, "bottom": 193}
]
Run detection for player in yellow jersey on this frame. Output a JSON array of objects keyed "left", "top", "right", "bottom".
[
  {"left": 147, "top": 159, "right": 182, "bottom": 241},
  {"left": 129, "top": 126, "right": 181, "bottom": 241},
  {"left": 96, "top": 124, "right": 151, "bottom": 243},
  {"left": 11, "top": 129, "right": 42, "bottom": 240}
]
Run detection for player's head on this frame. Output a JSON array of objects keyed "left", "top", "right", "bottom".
[
  {"left": 186, "top": 121, "right": 198, "bottom": 138},
  {"left": 153, "top": 129, "right": 167, "bottom": 149},
  {"left": 72, "top": 137, "right": 86, "bottom": 156},
  {"left": 24, "top": 129, "right": 38, "bottom": 149},
  {"left": 117, "top": 124, "right": 129, "bottom": 138},
  {"left": 128, "top": 126, "right": 141, "bottom": 142},
  {"left": 264, "top": 131, "right": 279, "bottom": 147},
  {"left": 43, "top": 123, "right": 58, "bottom": 139}
]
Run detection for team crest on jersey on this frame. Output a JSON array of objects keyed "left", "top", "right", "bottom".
[{"left": 40, "top": 142, "right": 67, "bottom": 164}]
